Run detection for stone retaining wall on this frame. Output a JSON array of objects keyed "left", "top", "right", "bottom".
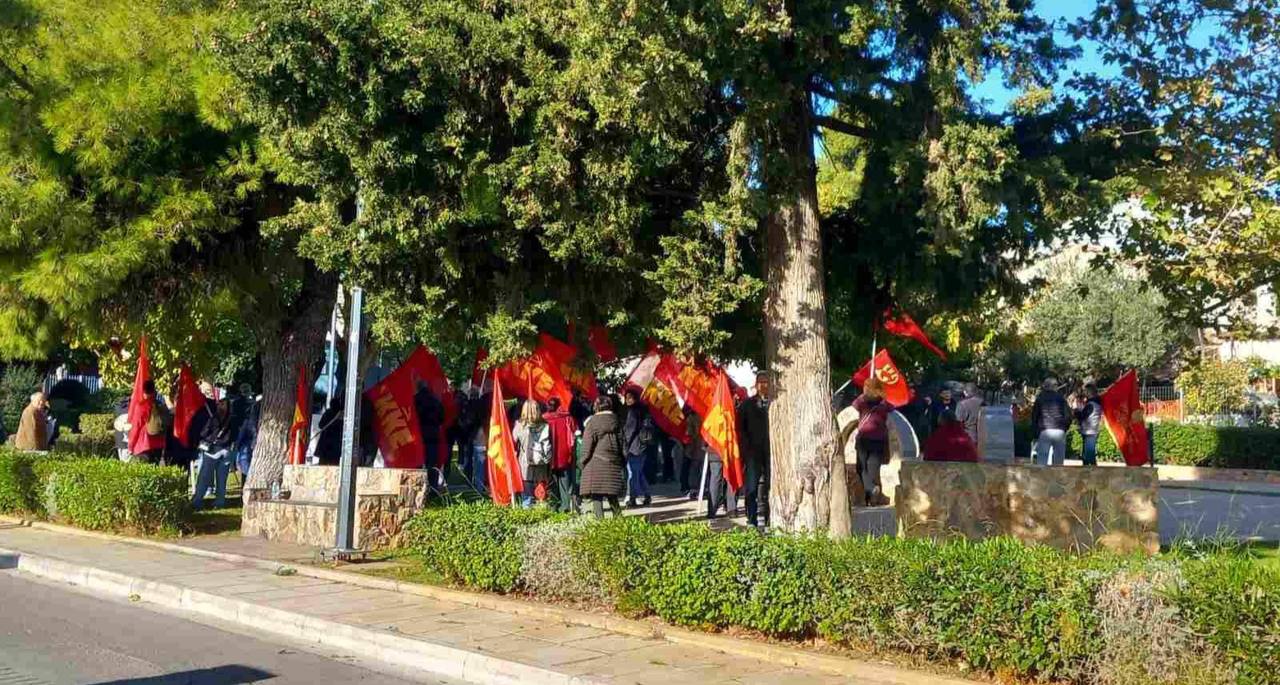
[
  {"left": 241, "top": 465, "right": 430, "bottom": 551},
  {"left": 895, "top": 461, "right": 1160, "bottom": 554}
]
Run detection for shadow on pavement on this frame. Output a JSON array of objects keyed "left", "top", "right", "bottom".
[{"left": 91, "top": 665, "right": 274, "bottom": 685}]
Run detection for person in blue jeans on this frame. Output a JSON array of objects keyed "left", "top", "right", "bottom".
[
  {"left": 622, "top": 389, "right": 655, "bottom": 507},
  {"left": 468, "top": 387, "right": 491, "bottom": 496},
  {"left": 1073, "top": 384, "right": 1104, "bottom": 466},
  {"left": 234, "top": 394, "right": 260, "bottom": 482},
  {"left": 1030, "top": 378, "right": 1071, "bottom": 466},
  {"left": 192, "top": 381, "right": 241, "bottom": 510}
]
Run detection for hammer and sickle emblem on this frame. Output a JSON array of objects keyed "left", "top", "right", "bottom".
[{"left": 874, "top": 364, "right": 899, "bottom": 385}]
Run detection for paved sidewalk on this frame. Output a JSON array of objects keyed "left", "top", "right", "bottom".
[{"left": 0, "top": 524, "right": 964, "bottom": 685}]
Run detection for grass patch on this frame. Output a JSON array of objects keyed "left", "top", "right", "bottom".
[{"left": 346, "top": 548, "right": 446, "bottom": 586}]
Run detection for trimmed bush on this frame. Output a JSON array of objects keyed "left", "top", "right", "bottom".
[
  {"left": 0, "top": 447, "right": 188, "bottom": 534},
  {"left": 406, "top": 503, "right": 1278, "bottom": 684},
  {"left": 0, "top": 450, "right": 44, "bottom": 514},
  {"left": 406, "top": 501, "right": 564, "bottom": 593},
  {"left": 1168, "top": 556, "right": 1280, "bottom": 685},
  {"left": 1067, "top": 423, "right": 1280, "bottom": 470}
]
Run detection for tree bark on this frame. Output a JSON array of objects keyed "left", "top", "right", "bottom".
[
  {"left": 764, "top": 90, "right": 841, "bottom": 534},
  {"left": 245, "top": 266, "right": 337, "bottom": 492}
]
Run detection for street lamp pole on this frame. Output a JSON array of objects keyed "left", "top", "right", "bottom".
[{"left": 333, "top": 193, "right": 365, "bottom": 555}]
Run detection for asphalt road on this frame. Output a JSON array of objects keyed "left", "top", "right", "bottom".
[
  {"left": 1159, "top": 485, "right": 1280, "bottom": 542},
  {"left": 0, "top": 571, "right": 459, "bottom": 685}
]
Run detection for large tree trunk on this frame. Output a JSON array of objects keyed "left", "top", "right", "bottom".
[
  {"left": 245, "top": 266, "right": 337, "bottom": 492},
  {"left": 764, "top": 90, "right": 845, "bottom": 535}
]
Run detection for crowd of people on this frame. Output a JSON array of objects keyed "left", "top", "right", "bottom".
[
  {"left": 109, "top": 380, "right": 261, "bottom": 511},
  {"left": 7, "top": 362, "right": 1118, "bottom": 527},
  {"left": 427, "top": 372, "right": 775, "bottom": 529}
]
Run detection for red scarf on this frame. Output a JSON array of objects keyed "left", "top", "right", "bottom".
[{"left": 542, "top": 410, "right": 578, "bottom": 470}]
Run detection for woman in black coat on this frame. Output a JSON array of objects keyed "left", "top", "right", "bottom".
[{"left": 578, "top": 396, "right": 626, "bottom": 518}]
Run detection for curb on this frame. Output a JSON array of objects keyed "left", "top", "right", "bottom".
[
  {"left": 0, "top": 516, "right": 973, "bottom": 684},
  {"left": 0, "top": 543, "right": 597, "bottom": 685}
]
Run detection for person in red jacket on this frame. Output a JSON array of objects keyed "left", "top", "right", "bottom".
[
  {"left": 922, "top": 410, "right": 980, "bottom": 463},
  {"left": 543, "top": 397, "right": 579, "bottom": 513}
]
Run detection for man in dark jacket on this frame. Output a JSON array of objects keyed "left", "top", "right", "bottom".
[
  {"left": 738, "top": 372, "right": 771, "bottom": 529},
  {"left": 1030, "top": 378, "right": 1071, "bottom": 466},
  {"left": 1073, "top": 384, "right": 1104, "bottom": 466},
  {"left": 414, "top": 383, "right": 445, "bottom": 487},
  {"left": 622, "top": 389, "right": 655, "bottom": 507},
  {"left": 192, "top": 381, "right": 235, "bottom": 510}
]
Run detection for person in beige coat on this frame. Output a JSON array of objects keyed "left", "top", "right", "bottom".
[{"left": 15, "top": 392, "right": 50, "bottom": 451}]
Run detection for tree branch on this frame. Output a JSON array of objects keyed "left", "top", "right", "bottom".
[
  {"left": 0, "top": 60, "right": 35, "bottom": 96},
  {"left": 814, "top": 115, "right": 872, "bottom": 139}
]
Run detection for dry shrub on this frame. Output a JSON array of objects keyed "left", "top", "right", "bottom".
[
  {"left": 518, "top": 517, "right": 608, "bottom": 604},
  {"left": 1089, "top": 567, "right": 1233, "bottom": 685}
]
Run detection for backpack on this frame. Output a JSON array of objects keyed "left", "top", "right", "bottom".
[{"left": 526, "top": 424, "right": 552, "bottom": 466}]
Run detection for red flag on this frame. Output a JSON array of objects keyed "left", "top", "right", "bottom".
[
  {"left": 852, "top": 349, "right": 912, "bottom": 407},
  {"left": 127, "top": 336, "right": 165, "bottom": 455},
  {"left": 288, "top": 364, "right": 310, "bottom": 465},
  {"left": 1101, "top": 370, "right": 1152, "bottom": 467},
  {"left": 653, "top": 354, "right": 688, "bottom": 407},
  {"left": 486, "top": 381, "right": 522, "bottom": 505},
  {"left": 622, "top": 350, "right": 661, "bottom": 395},
  {"left": 881, "top": 308, "right": 947, "bottom": 360},
  {"left": 498, "top": 348, "right": 573, "bottom": 407},
  {"left": 365, "top": 357, "right": 427, "bottom": 469},
  {"left": 171, "top": 364, "right": 204, "bottom": 448},
  {"left": 537, "top": 333, "right": 598, "bottom": 401},
  {"left": 403, "top": 346, "right": 458, "bottom": 470},
  {"left": 588, "top": 325, "right": 618, "bottom": 363},
  {"left": 643, "top": 354, "right": 690, "bottom": 444},
  {"left": 700, "top": 369, "right": 744, "bottom": 491},
  {"left": 676, "top": 361, "right": 716, "bottom": 417}
]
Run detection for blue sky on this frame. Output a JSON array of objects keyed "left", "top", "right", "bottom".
[{"left": 968, "top": 1, "right": 1116, "bottom": 113}]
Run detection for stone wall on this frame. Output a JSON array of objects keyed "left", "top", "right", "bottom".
[
  {"left": 241, "top": 465, "right": 430, "bottom": 551},
  {"left": 895, "top": 461, "right": 1160, "bottom": 554}
]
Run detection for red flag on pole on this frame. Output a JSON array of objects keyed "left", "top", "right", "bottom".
[
  {"left": 1100, "top": 370, "right": 1152, "bottom": 467},
  {"left": 537, "top": 333, "right": 598, "bottom": 401},
  {"left": 486, "top": 381, "right": 522, "bottom": 506},
  {"left": 588, "top": 325, "right": 618, "bottom": 363},
  {"left": 127, "top": 336, "right": 165, "bottom": 456},
  {"left": 498, "top": 349, "right": 573, "bottom": 407},
  {"left": 404, "top": 346, "right": 458, "bottom": 471},
  {"left": 700, "top": 369, "right": 744, "bottom": 491},
  {"left": 852, "top": 349, "right": 912, "bottom": 407},
  {"left": 288, "top": 364, "right": 310, "bottom": 466},
  {"left": 644, "top": 354, "right": 690, "bottom": 444},
  {"left": 365, "top": 358, "right": 427, "bottom": 469},
  {"left": 881, "top": 308, "right": 947, "bottom": 360},
  {"left": 171, "top": 364, "right": 204, "bottom": 448}
]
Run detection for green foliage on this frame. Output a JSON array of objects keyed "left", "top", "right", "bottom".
[
  {"left": 407, "top": 502, "right": 1280, "bottom": 682},
  {"left": 1022, "top": 263, "right": 1177, "bottom": 379},
  {"left": 0, "top": 447, "right": 188, "bottom": 533},
  {"left": 0, "top": 449, "right": 42, "bottom": 513},
  {"left": 50, "top": 412, "right": 117, "bottom": 458},
  {"left": 1178, "top": 360, "right": 1250, "bottom": 417},
  {"left": 0, "top": 364, "right": 41, "bottom": 433},
  {"left": 405, "top": 502, "right": 564, "bottom": 593},
  {"left": 1168, "top": 556, "right": 1280, "bottom": 684},
  {"left": 1077, "top": 3, "right": 1280, "bottom": 330},
  {"left": 41, "top": 458, "right": 189, "bottom": 534},
  {"left": 1052, "top": 421, "right": 1280, "bottom": 470}
]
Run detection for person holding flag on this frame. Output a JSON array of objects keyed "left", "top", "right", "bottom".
[
  {"left": 701, "top": 369, "right": 745, "bottom": 520},
  {"left": 853, "top": 377, "right": 894, "bottom": 507},
  {"left": 579, "top": 395, "right": 626, "bottom": 518}
]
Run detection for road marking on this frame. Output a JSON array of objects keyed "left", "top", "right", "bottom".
[{"left": 0, "top": 665, "right": 49, "bottom": 685}]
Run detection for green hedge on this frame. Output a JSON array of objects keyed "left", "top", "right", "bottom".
[
  {"left": 1016, "top": 420, "right": 1280, "bottom": 470},
  {"left": 0, "top": 447, "right": 189, "bottom": 534},
  {"left": 1069, "top": 423, "right": 1280, "bottom": 470},
  {"left": 51, "top": 412, "right": 116, "bottom": 458},
  {"left": 408, "top": 504, "right": 1280, "bottom": 683}
]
